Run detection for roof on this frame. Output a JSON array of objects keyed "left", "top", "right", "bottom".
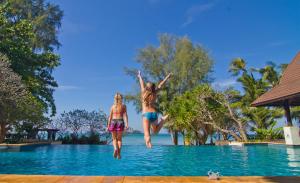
[{"left": 252, "top": 51, "right": 300, "bottom": 107}]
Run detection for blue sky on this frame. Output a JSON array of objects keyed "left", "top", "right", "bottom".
[{"left": 51, "top": 0, "right": 300, "bottom": 131}]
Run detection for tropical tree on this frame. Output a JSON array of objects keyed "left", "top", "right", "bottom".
[
  {"left": 258, "top": 62, "right": 288, "bottom": 88},
  {"left": 86, "top": 110, "right": 107, "bottom": 134},
  {"left": 0, "top": 1, "right": 62, "bottom": 116},
  {"left": 258, "top": 62, "right": 300, "bottom": 123},
  {"left": 1, "top": 0, "right": 63, "bottom": 51},
  {"left": 14, "top": 118, "right": 50, "bottom": 139},
  {"left": 0, "top": 53, "right": 45, "bottom": 142},
  {"left": 125, "top": 34, "right": 213, "bottom": 144},
  {"left": 167, "top": 85, "right": 214, "bottom": 145},
  {"left": 168, "top": 84, "right": 248, "bottom": 144},
  {"left": 54, "top": 109, "right": 108, "bottom": 144},
  {"left": 58, "top": 110, "right": 89, "bottom": 139},
  {"left": 229, "top": 58, "right": 285, "bottom": 139}
]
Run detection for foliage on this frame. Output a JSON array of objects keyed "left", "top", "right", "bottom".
[
  {"left": 254, "top": 122, "right": 284, "bottom": 140},
  {"left": 125, "top": 34, "right": 214, "bottom": 143},
  {"left": 0, "top": 53, "right": 45, "bottom": 142},
  {"left": 168, "top": 84, "right": 248, "bottom": 144},
  {"left": 167, "top": 84, "right": 213, "bottom": 144},
  {"left": 125, "top": 34, "right": 213, "bottom": 112},
  {"left": 14, "top": 118, "right": 50, "bottom": 139},
  {"left": 85, "top": 110, "right": 107, "bottom": 134},
  {"left": 2, "top": 0, "right": 63, "bottom": 51},
  {"left": 0, "top": 1, "right": 62, "bottom": 115},
  {"left": 229, "top": 58, "right": 288, "bottom": 139},
  {"left": 0, "top": 54, "right": 28, "bottom": 115},
  {"left": 53, "top": 109, "right": 108, "bottom": 144}
]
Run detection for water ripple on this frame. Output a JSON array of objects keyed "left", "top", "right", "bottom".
[{"left": 0, "top": 145, "right": 300, "bottom": 175}]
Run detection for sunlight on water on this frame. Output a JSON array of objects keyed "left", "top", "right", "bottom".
[
  {"left": 1, "top": 143, "right": 300, "bottom": 176},
  {"left": 122, "top": 134, "right": 183, "bottom": 145},
  {"left": 287, "top": 147, "right": 300, "bottom": 168}
]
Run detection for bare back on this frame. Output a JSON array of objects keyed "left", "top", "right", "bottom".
[
  {"left": 111, "top": 104, "right": 126, "bottom": 120},
  {"left": 138, "top": 71, "right": 171, "bottom": 114},
  {"left": 141, "top": 90, "right": 157, "bottom": 113}
]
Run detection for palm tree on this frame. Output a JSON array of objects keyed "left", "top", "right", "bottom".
[{"left": 229, "top": 59, "right": 285, "bottom": 139}]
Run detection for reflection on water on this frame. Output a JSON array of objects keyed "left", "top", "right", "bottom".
[
  {"left": 123, "top": 134, "right": 184, "bottom": 145},
  {"left": 0, "top": 146, "right": 8, "bottom": 152},
  {"left": 287, "top": 147, "right": 300, "bottom": 168},
  {"left": 1, "top": 143, "right": 300, "bottom": 176},
  {"left": 0, "top": 144, "right": 47, "bottom": 152}
]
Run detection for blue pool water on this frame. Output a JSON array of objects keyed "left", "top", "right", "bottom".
[
  {"left": 122, "top": 134, "right": 184, "bottom": 145},
  {"left": 0, "top": 144, "right": 300, "bottom": 176}
]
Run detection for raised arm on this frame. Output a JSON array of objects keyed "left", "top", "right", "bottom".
[
  {"left": 137, "top": 70, "right": 145, "bottom": 92},
  {"left": 157, "top": 73, "right": 172, "bottom": 90}
]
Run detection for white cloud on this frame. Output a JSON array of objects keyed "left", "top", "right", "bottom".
[
  {"left": 182, "top": 16, "right": 194, "bottom": 28},
  {"left": 212, "top": 78, "right": 237, "bottom": 90},
  {"left": 182, "top": 2, "right": 216, "bottom": 27}
]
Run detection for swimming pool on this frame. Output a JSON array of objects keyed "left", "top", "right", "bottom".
[{"left": 0, "top": 144, "right": 299, "bottom": 176}]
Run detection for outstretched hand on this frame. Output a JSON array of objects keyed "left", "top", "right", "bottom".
[{"left": 137, "top": 70, "right": 141, "bottom": 78}]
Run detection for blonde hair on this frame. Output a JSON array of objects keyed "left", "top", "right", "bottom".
[
  {"left": 143, "top": 82, "right": 156, "bottom": 107},
  {"left": 114, "top": 93, "right": 123, "bottom": 107}
]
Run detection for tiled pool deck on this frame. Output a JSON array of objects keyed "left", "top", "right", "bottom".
[{"left": 0, "top": 175, "right": 300, "bottom": 183}]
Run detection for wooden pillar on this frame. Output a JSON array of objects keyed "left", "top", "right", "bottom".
[
  {"left": 284, "top": 100, "right": 293, "bottom": 126},
  {"left": 52, "top": 131, "right": 56, "bottom": 141},
  {"left": 47, "top": 130, "right": 51, "bottom": 141}
]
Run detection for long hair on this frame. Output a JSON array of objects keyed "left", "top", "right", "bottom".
[
  {"left": 143, "top": 82, "right": 156, "bottom": 106},
  {"left": 114, "top": 93, "right": 123, "bottom": 108}
]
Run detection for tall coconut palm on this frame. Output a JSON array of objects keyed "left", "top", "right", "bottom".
[{"left": 229, "top": 59, "right": 285, "bottom": 139}]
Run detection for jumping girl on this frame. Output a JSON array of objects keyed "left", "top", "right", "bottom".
[
  {"left": 107, "top": 93, "right": 128, "bottom": 159},
  {"left": 137, "top": 71, "right": 172, "bottom": 148}
]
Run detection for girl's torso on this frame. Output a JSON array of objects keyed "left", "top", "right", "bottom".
[{"left": 112, "top": 104, "right": 126, "bottom": 120}]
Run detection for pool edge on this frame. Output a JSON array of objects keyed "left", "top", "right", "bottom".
[{"left": 1, "top": 174, "right": 300, "bottom": 183}]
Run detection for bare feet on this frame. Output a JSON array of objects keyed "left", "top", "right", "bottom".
[
  {"left": 161, "top": 114, "right": 169, "bottom": 121},
  {"left": 144, "top": 134, "right": 152, "bottom": 148},
  {"left": 152, "top": 114, "right": 169, "bottom": 135},
  {"left": 117, "top": 149, "right": 121, "bottom": 159},
  {"left": 146, "top": 141, "right": 152, "bottom": 148},
  {"left": 113, "top": 149, "right": 118, "bottom": 158}
]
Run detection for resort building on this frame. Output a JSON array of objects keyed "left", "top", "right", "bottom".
[{"left": 252, "top": 52, "right": 300, "bottom": 145}]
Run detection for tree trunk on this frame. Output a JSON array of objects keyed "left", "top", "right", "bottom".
[
  {"left": 239, "top": 126, "right": 248, "bottom": 142},
  {"left": 222, "top": 132, "right": 228, "bottom": 140},
  {"left": 172, "top": 131, "right": 178, "bottom": 145},
  {"left": 224, "top": 103, "right": 248, "bottom": 142},
  {"left": 195, "top": 130, "right": 208, "bottom": 145},
  {"left": 0, "top": 123, "right": 6, "bottom": 143},
  {"left": 212, "top": 99, "right": 248, "bottom": 142},
  {"left": 203, "top": 122, "right": 242, "bottom": 141}
]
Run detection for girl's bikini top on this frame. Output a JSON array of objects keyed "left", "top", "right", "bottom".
[{"left": 112, "top": 105, "right": 125, "bottom": 118}]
